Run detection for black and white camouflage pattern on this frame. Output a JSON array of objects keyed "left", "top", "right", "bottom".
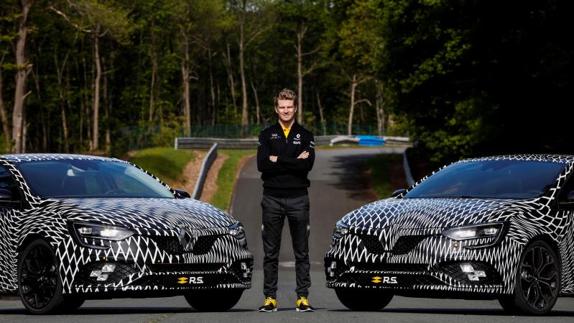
[
  {"left": 325, "top": 154, "right": 574, "bottom": 296},
  {"left": 0, "top": 154, "right": 253, "bottom": 295}
]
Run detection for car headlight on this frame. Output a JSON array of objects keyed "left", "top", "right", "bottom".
[
  {"left": 73, "top": 222, "right": 134, "bottom": 241},
  {"left": 331, "top": 222, "right": 349, "bottom": 245},
  {"left": 228, "top": 222, "right": 247, "bottom": 247},
  {"left": 442, "top": 223, "right": 505, "bottom": 248}
]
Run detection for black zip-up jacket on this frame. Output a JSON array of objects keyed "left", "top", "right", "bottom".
[{"left": 257, "top": 122, "right": 315, "bottom": 197}]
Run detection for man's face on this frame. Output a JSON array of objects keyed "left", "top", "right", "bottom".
[{"left": 275, "top": 99, "right": 296, "bottom": 124}]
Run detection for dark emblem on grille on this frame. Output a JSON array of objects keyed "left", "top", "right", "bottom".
[{"left": 177, "top": 228, "right": 195, "bottom": 251}]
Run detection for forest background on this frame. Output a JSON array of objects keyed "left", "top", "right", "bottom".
[{"left": 1, "top": 0, "right": 572, "bottom": 166}]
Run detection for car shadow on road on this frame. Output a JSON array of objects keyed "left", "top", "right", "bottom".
[
  {"left": 329, "top": 307, "right": 574, "bottom": 316},
  {"left": 0, "top": 307, "right": 254, "bottom": 315}
]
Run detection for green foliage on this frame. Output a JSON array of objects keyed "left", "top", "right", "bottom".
[
  {"left": 367, "top": 153, "right": 403, "bottom": 199},
  {"left": 380, "top": 0, "right": 574, "bottom": 163},
  {"left": 210, "top": 149, "right": 255, "bottom": 211},
  {"left": 129, "top": 147, "right": 194, "bottom": 184},
  {"left": 4, "top": 0, "right": 569, "bottom": 164}
]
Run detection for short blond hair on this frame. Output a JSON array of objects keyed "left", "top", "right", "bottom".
[{"left": 274, "top": 88, "right": 297, "bottom": 108}]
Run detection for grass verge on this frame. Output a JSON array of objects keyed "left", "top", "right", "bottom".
[
  {"left": 210, "top": 149, "right": 256, "bottom": 211},
  {"left": 129, "top": 147, "right": 195, "bottom": 185},
  {"left": 367, "top": 154, "right": 407, "bottom": 199}
]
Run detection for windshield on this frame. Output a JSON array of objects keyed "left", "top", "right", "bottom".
[
  {"left": 404, "top": 159, "right": 565, "bottom": 199},
  {"left": 16, "top": 159, "right": 174, "bottom": 199}
]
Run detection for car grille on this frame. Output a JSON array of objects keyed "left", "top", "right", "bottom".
[
  {"left": 339, "top": 272, "right": 444, "bottom": 287},
  {"left": 358, "top": 234, "right": 386, "bottom": 254},
  {"left": 392, "top": 235, "right": 428, "bottom": 254},
  {"left": 136, "top": 273, "right": 242, "bottom": 287},
  {"left": 192, "top": 235, "right": 221, "bottom": 255},
  {"left": 152, "top": 235, "right": 222, "bottom": 255},
  {"left": 149, "top": 263, "right": 224, "bottom": 273},
  {"left": 357, "top": 234, "right": 429, "bottom": 255},
  {"left": 350, "top": 262, "right": 428, "bottom": 272}
]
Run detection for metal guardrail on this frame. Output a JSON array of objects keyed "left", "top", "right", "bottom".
[
  {"left": 175, "top": 136, "right": 339, "bottom": 149},
  {"left": 175, "top": 135, "right": 409, "bottom": 149},
  {"left": 192, "top": 143, "right": 218, "bottom": 199}
]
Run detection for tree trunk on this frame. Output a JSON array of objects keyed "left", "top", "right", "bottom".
[
  {"left": 239, "top": 4, "right": 249, "bottom": 129},
  {"left": 347, "top": 74, "right": 357, "bottom": 136},
  {"left": 375, "top": 79, "right": 385, "bottom": 136},
  {"left": 148, "top": 27, "right": 157, "bottom": 122},
  {"left": 0, "top": 64, "right": 11, "bottom": 148},
  {"left": 250, "top": 79, "right": 260, "bottom": 124},
  {"left": 223, "top": 42, "right": 237, "bottom": 112},
  {"left": 296, "top": 25, "right": 304, "bottom": 125},
  {"left": 316, "top": 92, "right": 326, "bottom": 136},
  {"left": 54, "top": 51, "right": 70, "bottom": 152},
  {"left": 208, "top": 48, "right": 216, "bottom": 126},
  {"left": 12, "top": 0, "right": 34, "bottom": 153},
  {"left": 181, "top": 33, "right": 191, "bottom": 137},
  {"left": 103, "top": 64, "right": 111, "bottom": 154},
  {"left": 91, "top": 25, "right": 102, "bottom": 151}
]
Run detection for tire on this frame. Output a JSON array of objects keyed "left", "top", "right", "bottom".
[
  {"left": 18, "top": 238, "right": 65, "bottom": 314},
  {"left": 185, "top": 289, "right": 244, "bottom": 311},
  {"left": 499, "top": 240, "right": 560, "bottom": 315},
  {"left": 335, "top": 288, "right": 393, "bottom": 311}
]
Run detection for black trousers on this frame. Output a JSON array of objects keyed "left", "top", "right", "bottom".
[{"left": 261, "top": 194, "right": 310, "bottom": 298}]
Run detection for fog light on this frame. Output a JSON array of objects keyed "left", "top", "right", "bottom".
[
  {"left": 240, "top": 262, "right": 251, "bottom": 278},
  {"left": 96, "top": 274, "right": 109, "bottom": 282},
  {"left": 460, "top": 263, "right": 474, "bottom": 273},
  {"left": 468, "top": 270, "right": 486, "bottom": 281},
  {"left": 101, "top": 263, "right": 116, "bottom": 273},
  {"left": 90, "top": 270, "right": 102, "bottom": 278},
  {"left": 328, "top": 261, "right": 337, "bottom": 278}
]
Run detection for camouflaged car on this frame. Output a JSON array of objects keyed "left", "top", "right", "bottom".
[
  {"left": 325, "top": 155, "right": 574, "bottom": 315},
  {"left": 0, "top": 154, "right": 253, "bottom": 314}
]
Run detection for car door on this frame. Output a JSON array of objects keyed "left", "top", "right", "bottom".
[{"left": 0, "top": 164, "right": 24, "bottom": 292}]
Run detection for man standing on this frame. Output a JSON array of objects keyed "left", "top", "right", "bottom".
[{"left": 257, "top": 88, "right": 315, "bottom": 312}]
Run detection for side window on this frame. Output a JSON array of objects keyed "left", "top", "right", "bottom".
[{"left": 0, "top": 165, "right": 21, "bottom": 207}]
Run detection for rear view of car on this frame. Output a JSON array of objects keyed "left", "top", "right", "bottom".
[
  {"left": 0, "top": 154, "right": 253, "bottom": 314},
  {"left": 325, "top": 155, "right": 574, "bottom": 315}
]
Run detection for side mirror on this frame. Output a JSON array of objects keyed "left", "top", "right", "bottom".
[
  {"left": 391, "top": 188, "right": 407, "bottom": 198},
  {"left": 174, "top": 189, "right": 191, "bottom": 199},
  {"left": 0, "top": 188, "right": 14, "bottom": 201}
]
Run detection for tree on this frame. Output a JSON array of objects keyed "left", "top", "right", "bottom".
[
  {"left": 277, "top": 0, "right": 328, "bottom": 125},
  {"left": 336, "top": 0, "right": 383, "bottom": 135},
  {"left": 229, "top": 0, "right": 274, "bottom": 128},
  {"left": 8, "top": 0, "right": 34, "bottom": 153},
  {"left": 50, "top": 0, "right": 131, "bottom": 151}
]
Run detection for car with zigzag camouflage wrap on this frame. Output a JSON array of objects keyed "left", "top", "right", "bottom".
[
  {"left": 0, "top": 154, "right": 253, "bottom": 314},
  {"left": 325, "top": 154, "right": 574, "bottom": 315}
]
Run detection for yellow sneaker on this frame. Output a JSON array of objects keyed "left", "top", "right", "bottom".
[
  {"left": 295, "top": 296, "right": 315, "bottom": 312},
  {"left": 258, "top": 297, "right": 278, "bottom": 312}
]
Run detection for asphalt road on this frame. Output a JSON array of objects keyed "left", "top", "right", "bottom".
[{"left": 2, "top": 147, "right": 574, "bottom": 322}]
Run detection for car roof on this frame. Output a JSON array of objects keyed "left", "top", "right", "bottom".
[
  {"left": 461, "top": 154, "right": 574, "bottom": 164},
  {"left": 0, "top": 153, "right": 122, "bottom": 164}
]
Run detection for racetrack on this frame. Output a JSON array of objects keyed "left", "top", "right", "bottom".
[{"left": 2, "top": 147, "right": 574, "bottom": 322}]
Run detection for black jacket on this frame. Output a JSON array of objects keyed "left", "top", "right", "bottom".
[{"left": 257, "top": 122, "right": 315, "bottom": 197}]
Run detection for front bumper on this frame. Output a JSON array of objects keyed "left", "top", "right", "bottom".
[
  {"left": 57, "top": 230, "right": 253, "bottom": 295},
  {"left": 324, "top": 228, "right": 519, "bottom": 295}
]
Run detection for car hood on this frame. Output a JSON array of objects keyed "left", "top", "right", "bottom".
[
  {"left": 339, "top": 197, "right": 540, "bottom": 230},
  {"left": 54, "top": 198, "right": 235, "bottom": 233}
]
